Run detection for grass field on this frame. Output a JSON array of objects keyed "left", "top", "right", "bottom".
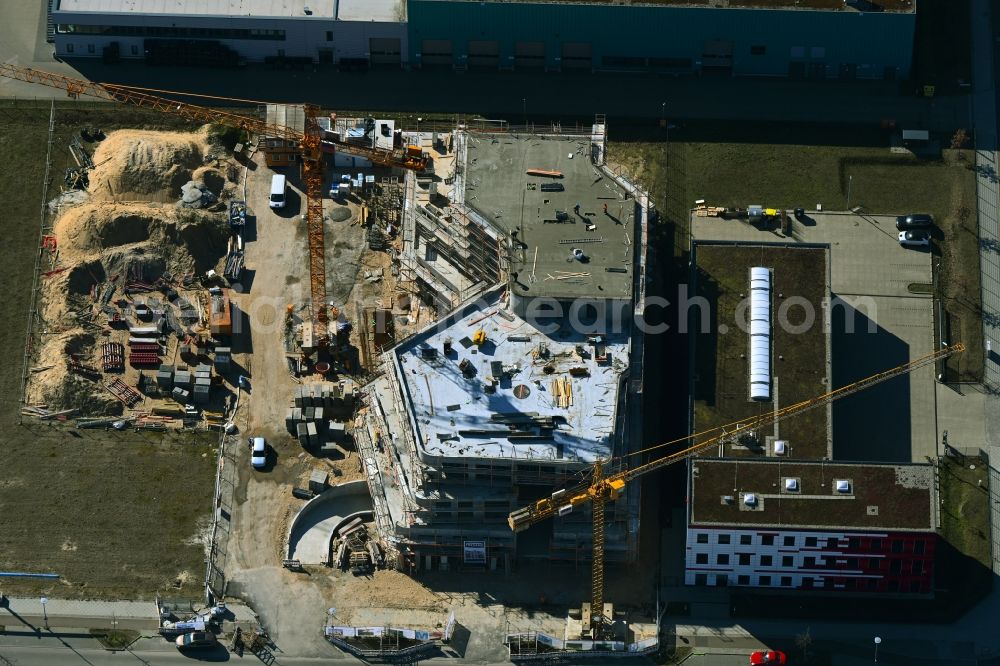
[
  {"left": 608, "top": 122, "right": 981, "bottom": 381},
  {"left": 0, "top": 101, "right": 215, "bottom": 600}
]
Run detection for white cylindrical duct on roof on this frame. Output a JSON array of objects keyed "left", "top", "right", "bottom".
[{"left": 749, "top": 267, "right": 772, "bottom": 401}]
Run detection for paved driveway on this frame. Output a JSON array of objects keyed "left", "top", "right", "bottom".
[{"left": 692, "top": 212, "right": 936, "bottom": 462}]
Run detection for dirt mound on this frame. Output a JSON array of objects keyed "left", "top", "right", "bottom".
[
  {"left": 88, "top": 128, "right": 210, "bottom": 202},
  {"left": 27, "top": 333, "right": 120, "bottom": 416}
]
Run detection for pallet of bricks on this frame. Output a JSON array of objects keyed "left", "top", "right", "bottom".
[
  {"left": 129, "top": 338, "right": 161, "bottom": 368},
  {"left": 101, "top": 342, "right": 124, "bottom": 372}
]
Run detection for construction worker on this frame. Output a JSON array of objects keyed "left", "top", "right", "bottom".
[
  {"left": 574, "top": 203, "right": 581, "bottom": 214},
  {"left": 603, "top": 203, "right": 608, "bottom": 215}
]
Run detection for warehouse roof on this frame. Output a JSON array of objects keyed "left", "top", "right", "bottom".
[
  {"left": 429, "top": 0, "right": 914, "bottom": 12},
  {"left": 55, "top": 0, "right": 404, "bottom": 20},
  {"left": 689, "top": 459, "right": 935, "bottom": 531},
  {"left": 393, "top": 289, "right": 629, "bottom": 464},
  {"left": 464, "top": 134, "right": 634, "bottom": 301}
]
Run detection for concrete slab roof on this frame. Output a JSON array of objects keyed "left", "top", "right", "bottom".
[
  {"left": 464, "top": 134, "right": 633, "bottom": 301},
  {"left": 393, "top": 289, "right": 629, "bottom": 464},
  {"left": 57, "top": 0, "right": 337, "bottom": 18},
  {"left": 689, "top": 458, "right": 935, "bottom": 531},
  {"left": 429, "top": 0, "right": 915, "bottom": 12}
]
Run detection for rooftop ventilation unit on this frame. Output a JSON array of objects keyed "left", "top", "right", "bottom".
[
  {"left": 743, "top": 493, "right": 758, "bottom": 507},
  {"left": 835, "top": 479, "right": 851, "bottom": 493},
  {"left": 748, "top": 267, "right": 772, "bottom": 401},
  {"left": 784, "top": 478, "right": 799, "bottom": 492},
  {"left": 722, "top": 495, "right": 734, "bottom": 505},
  {"left": 773, "top": 439, "right": 788, "bottom": 456}
]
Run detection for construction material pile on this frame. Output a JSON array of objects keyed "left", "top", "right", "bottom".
[{"left": 26, "top": 127, "right": 239, "bottom": 416}]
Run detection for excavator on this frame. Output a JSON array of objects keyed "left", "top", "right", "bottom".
[
  {"left": 507, "top": 342, "right": 965, "bottom": 640},
  {"left": 0, "top": 63, "right": 428, "bottom": 350}
]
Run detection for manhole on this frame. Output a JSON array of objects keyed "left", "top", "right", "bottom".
[{"left": 513, "top": 384, "right": 530, "bottom": 399}]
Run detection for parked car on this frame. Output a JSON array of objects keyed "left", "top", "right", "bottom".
[
  {"left": 898, "top": 229, "right": 931, "bottom": 247},
  {"left": 250, "top": 436, "right": 267, "bottom": 468},
  {"left": 895, "top": 213, "right": 933, "bottom": 230},
  {"left": 176, "top": 631, "right": 218, "bottom": 649},
  {"left": 750, "top": 650, "right": 787, "bottom": 665}
]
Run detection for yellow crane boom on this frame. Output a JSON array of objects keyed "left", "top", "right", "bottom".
[{"left": 508, "top": 342, "right": 964, "bottom": 638}]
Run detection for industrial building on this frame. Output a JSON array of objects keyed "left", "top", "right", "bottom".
[
  {"left": 357, "top": 120, "right": 652, "bottom": 570},
  {"left": 53, "top": 0, "right": 916, "bottom": 79},
  {"left": 684, "top": 240, "right": 937, "bottom": 595}
]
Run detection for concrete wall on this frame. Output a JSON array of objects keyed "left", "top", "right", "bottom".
[
  {"left": 408, "top": 1, "right": 915, "bottom": 78},
  {"left": 52, "top": 11, "right": 406, "bottom": 64}
]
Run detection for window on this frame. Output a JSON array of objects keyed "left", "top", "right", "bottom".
[
  {"left": 87, "top": 44, "right": 95, "bottom": 54},
  {"left": 750, "top": 45, "right": 766, "bottom": 56},
  {"left": 762, "top": 535, "right": 774, "bottom": 546},
  {"left": 277, "top": 49, "right": 286, "bottom": 57},
  {"left": 740, "top": 534, "right": 752, "bottom": 545},
  {"left": 695, "top": 573, "right": 707, "bottom": 586},
  {"left": 914, "top": 540, "right": 926, "bottom": 555},
  {"left": 911, "top": 560, "right": 923, "bottom": 575},
  {"left": 849, "top": 537, "right": 861, "bottom": 549},
  {"left": 826, "top": 537, "right": 838, "bottom": 549},
  {"left": 802, "top": 577, "right": 813, "bottom": 588},
  {"left": 889, "top": 560, "right": 902, "bottom": 574},
  {"left": 790, "top": 46, "right": 805, "bottom": 58},
  {"left": 737, "top": 575, "right": 750, "bottom": 585},
  {"left": 888, "top": 580, "right": 899, "bottom": 592},
  {"left": 325, "top": 30, "right": 333, "bottom": 42},
  {"left": 758, "top": 575, "right": 771, "bottom": 586},
  {"left": 717, "top": 554, "right": 730, "bottom": 565},
  {"left": 601, "top": 56, "right": 646, "bottom": 68},
  {"left": 696, "top": 533, "right": 708, "bottom": 544},
  {"left": 805, "top": 537, "right": 818, "bottom": 547},
  {"left": 870, "top": 538, "right": 882, "bottom": 550},
  {"left": 824, "top": 578, "right": 835, "bottom": 589},
  {"left": 648, "top": 57, "right": 693, "bottom": 68},
  {"left": 781, "top": 576, "right": 793, "bottom": 587},
  {"left": 783, "top": 535, "right": 795, "bottom": 547},
  {"left": 760, "top": 555, "right": 773, "bottom": 567},
  {"left": 782, "top": 555, "right": 794, "bottom": 567},
  {"left": 868, "top": 558, "right": 880, "bottom": 569},
  {"left": 696, "top": 553, "right": 708, "bottom": 565},
  {"left": 891, "top": 540, "right": 904, "bottom": 554},
  {"left": 910, "top": 580, "right": 921, "bottom": 593},
  {"left": 846, "top": 558, "right": 858, "bottom": 570},
  {"left": 738, "top": 553, "right": 752, "bottom": 566},
  {"left": 718, "top": 534, "right": 731, "bottom": 545},
  {"left": 130, "top": 45, "right": 138, "bottom": 55},
  {"left": 457, "top": 501, "right": 473, "bottom": 508},
  {"left": 66, "top": 43, "right": 74, "bottom": 53},
  {"left": 715, "top": 574, "right": 728, "bottom": 587},
  {"left": 804, "top": 556, "right": 816, "bottom": 567},
  {"left": 810, "top": 46, "right": 826, "bottom": 58}
]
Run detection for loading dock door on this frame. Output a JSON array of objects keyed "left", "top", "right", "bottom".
[
  {"left": 467, "top": 40, "right": 499, "bottom": 68},
  {"left": 421, "top": 39, "right": 453, "bottom": 66},
  {"left": 370, "top": 37, "right": 401, "bottom": 65},
  {"left": 561, "top": 42, "right": 592, "bottom": 69},
  {"left": 515, "top": 41, "right": 545, "bottom": 68},
  {"left": 701, "top": 39, "right": 733, "bottom": 76}
]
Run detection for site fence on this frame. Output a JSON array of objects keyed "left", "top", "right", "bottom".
[{"left": 17, "top": 99, "right": 56, "bottom": 425}]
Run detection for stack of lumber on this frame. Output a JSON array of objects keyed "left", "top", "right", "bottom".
[{"left": 550, "top": 376, "right": 574, "bottom": 409}]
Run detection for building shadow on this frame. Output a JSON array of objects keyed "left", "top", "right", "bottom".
[{"left": 830, "top": 298, "right": 910, "bottom": 462}]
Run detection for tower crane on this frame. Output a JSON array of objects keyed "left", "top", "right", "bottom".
[
  {"left": 508, "top": 342, "right": 965, "bottom": 640},
  {"left": 0, "top": 64, "right": 428, "bottom": 349}
]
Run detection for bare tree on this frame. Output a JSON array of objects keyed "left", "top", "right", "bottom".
[{"left": 795, "top": 627, "right": 813, "bottom": 663}]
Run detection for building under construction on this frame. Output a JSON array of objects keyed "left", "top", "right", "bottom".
[{"left": 358, "top": 119, "right": 651, "bottom": 571}]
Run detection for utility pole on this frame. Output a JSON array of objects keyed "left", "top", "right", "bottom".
[
  {"left": 847, "top": 174, "right": 853, "bottom": 210},
  {"left": 40, "top": 597, "right": 48, "bottom": 630},
  {"left": 873, "top": 636, "right": 882, "bottom": 664}
]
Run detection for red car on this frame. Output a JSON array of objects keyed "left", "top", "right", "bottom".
[{"left": 750, "top": 650, "right": 787, "bottom": 665}]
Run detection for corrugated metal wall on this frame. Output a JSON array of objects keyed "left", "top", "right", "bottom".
[{"left": 407, "top": 1, "right": 915, "bottom": 79}]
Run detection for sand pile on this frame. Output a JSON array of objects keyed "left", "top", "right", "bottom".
[{"left": 87, "top": 127, "right": 213, "bottom": 202}]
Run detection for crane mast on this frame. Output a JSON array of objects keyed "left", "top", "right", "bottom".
[{"left": 509, "top": 342, "right": 964, "bottom": 639}]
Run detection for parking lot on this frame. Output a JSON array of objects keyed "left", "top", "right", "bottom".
[{"left": 692, "top": 211, "right": 937, "bottom": 463}]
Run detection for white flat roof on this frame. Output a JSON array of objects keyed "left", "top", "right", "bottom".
[
  {"left": 394, "top": 291, "right": 630, "bottom": 464},
  {"left": 57, "top": 0, "right": 337, "bottom": 19},
  {"left": 337, "top": 0, "right": 404, "bottom": 22}
]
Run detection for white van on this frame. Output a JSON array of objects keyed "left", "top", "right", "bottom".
[{"left": 269, "top": 174, "right": 287, "bottom": 209}]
